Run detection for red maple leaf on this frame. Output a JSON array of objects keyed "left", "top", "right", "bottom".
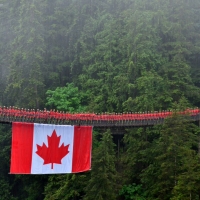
[{"left": 36, "top": 130, "right": 70, "bottom": 169}]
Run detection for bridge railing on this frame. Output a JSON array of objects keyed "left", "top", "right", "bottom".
[{"left": 0, "top": 107, "right": 199, "bottom": 127}]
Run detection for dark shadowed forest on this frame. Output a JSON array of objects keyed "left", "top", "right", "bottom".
[{"left": 0, "top": 0, "right": 200, "bottom": 199}]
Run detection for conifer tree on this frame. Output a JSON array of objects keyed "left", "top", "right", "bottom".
[
  {"left": 44, "top": 174, "right": 88, "bottom": 200},
  {"left": 0, "top": 124, "right": 15, "bottom": 200},
  {"left": 84, "top": 130, "right": 118, "bottom": 200},
  {"left": 6, "top": 0, "right": 46, "bottom": 108},
  {"left": 141, "top": 114, "right": 199, "bottom": 200}
]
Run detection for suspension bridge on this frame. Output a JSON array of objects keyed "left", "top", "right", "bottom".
[{"left": 0, "top": 107, "right": 199, "bottom": 128}]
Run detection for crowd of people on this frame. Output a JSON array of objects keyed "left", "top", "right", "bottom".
[{"left": 0, "top": 106, "right": 199, "bottom": 122}]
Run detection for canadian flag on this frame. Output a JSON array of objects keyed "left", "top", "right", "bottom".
[{"left": 10, "top": 122, "right": 92, "bottom": 174}]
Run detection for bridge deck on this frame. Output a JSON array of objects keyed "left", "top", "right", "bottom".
[{"left": 0, "top": 107, "right": 199, "bottom": 127}]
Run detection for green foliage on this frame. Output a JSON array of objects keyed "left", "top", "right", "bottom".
[
  {"left": 84, "top": 131, "right": 118, "bottom": 200},
  {"left": 127, "top": 70, "right": 171, "bottom": 111},
  {"left": 119, "top": 183, "right": 146, "bottom": 200},
  {"left": 0, "top": 0, "right": 200, "bottom": 199},
  {"left": 0, "top": 124, "right": 16, "bottom": 200},
  {"left": 5, "top": 0, "right": 46, "bottom": 108},
  {"left": 170, "top": 151, "right": 200, "bottom": 200},
  {"left": 46, "top": 83, "right": 86, "bottom": 112},
  {"left": 44, "top": 174, "right": 88, "bottom": 200},
  {"left": 141, "top": 114, "right": 200, "bottom": 200},
  {"left": 12, "top": 175, "right": 47, "bottom": 200}
]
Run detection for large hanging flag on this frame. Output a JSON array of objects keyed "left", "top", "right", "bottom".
[{"left": 10, "top": 122, "right": 92, "bottom": 174}]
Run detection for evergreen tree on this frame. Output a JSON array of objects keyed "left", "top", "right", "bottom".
[
  {"left": 141, "top": 114, "right": 199, "bottom": 200},
  {"left": 171, "top": 151, "right": 200, "bottom": 200},
  {"left": 0, "top": 0, "right": 18, "bottom": 105},
  {"left": 84, "top": 130, "right": 118, "bottom": 200},
  {"left": 44, "top": 174, "right": 88, "bottom": 200},
  {"left": 123, "top": 127, "right": 151, "bottom": 184},
  {"left": 0, "top": 124, "right": 16, "bottom": 200},
  {"left": 0, "top": 0, "right": 200, "bottom": 199},
  {"left": 5, "top": 0, "right": 46, "bottom": 108}
]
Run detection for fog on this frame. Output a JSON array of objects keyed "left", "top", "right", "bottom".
[{"left": 0, "top": 0, "right": 200, "bottom": 109}]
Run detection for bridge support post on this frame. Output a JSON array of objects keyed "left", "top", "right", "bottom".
[
  {"left": 118, "top": 138, "right": 120, "bottom": 161},
  {"left": 199, "top": 120, "right": 200, "bottom": 159}
]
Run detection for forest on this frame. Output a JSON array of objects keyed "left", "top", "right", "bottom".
[{"left": 0, "top": 0, "right": 200, "bottom": 199}]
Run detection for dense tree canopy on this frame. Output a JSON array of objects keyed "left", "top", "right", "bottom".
[{"left": 0, "top": 0, "right": 200, "bottom": 199}]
